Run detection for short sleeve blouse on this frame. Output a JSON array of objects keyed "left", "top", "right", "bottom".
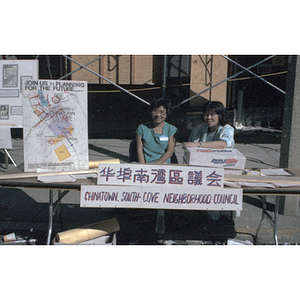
[
  {"left": 188, "top": 123, "right": 235, "bottom": 148},
  {"left": 136, "top": 121, "right": 178, "bottom": 164}
]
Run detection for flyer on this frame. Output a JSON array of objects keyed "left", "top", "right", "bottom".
[{"left": 22, "top": 79, "right": 88, "bottom": 172}]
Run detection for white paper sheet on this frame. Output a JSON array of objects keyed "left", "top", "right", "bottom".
[
  {"left": 71, "top": 174, "right": 98, "bottom": 179},
  {"left": 273, "top": 182, "right": 300, "bottom": 188},
  {"left": 224, "top": 181, "right": 276, "bottom": 188},
  {"left": 38, "top": 175, "right": 76, "bottom": 183},
  {"left": 261, "top": 168, "right": 291, "bottom": 176}
]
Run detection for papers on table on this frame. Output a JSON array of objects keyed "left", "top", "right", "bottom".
[
  {"left": 71, "top": 173, "right": 98, "bottom": 179},
  {"left": 38, "top": 175, "right": 77, "bottom": 183},
  {"left": 224, "top": 181, "right": 275, "bottom": 188},
  {"left": 36, "top": 168, "right": 97, "bottom": 183},
  {"left": 37, "top": 173, "right": 98, "bottom": 183},
  {"left": 260, "top": 168, "right": 291, "bottom": 176},
  {"left": 243, "top": 168, "right": 291, "bottom": 176},
  {"left": 224, "top": 181, "right": 300, "bottom": 188},
  {"left": 273, "top": 182, "right": 300, "bottom": 188},
  {"left": 225, "top": 168, "right": 300, "bottom": 188}
]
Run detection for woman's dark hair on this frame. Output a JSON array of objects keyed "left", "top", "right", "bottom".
[
  {"left": 150, "top": 98, "right": 172, "bottom": 116},
  {"left": 203, "top": 101, "right": 228, "bottom": 126}
]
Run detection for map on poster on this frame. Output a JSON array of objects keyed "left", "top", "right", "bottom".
[{"left": 22, "top": 79, "right": 89, "bottom": 172}]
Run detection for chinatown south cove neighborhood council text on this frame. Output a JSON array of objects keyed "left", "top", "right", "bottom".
[{"left": 80, "top": 163, "right": 243, "bottom": 211}]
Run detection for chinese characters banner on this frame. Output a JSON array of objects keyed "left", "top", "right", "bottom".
[{"left": 97, "top": 163, "right": 225, "bottom": 189}]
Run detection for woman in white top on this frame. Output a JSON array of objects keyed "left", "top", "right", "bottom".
[
  {"left": 183, "top": 101, "right": 235, "bottom": 221},
  {"left": 184, "top": 101, "right": 234, "bottom": 149}
]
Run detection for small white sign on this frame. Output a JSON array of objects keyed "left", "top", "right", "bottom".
[
  {"left": 97, "top": 163, "right": 225, "bottom": 189},
  {"left": 0, "top": 126, "right": 12, "bottom": 149},
  {"left": 80, "top": 185, "right": 243, "bottom": 211}
]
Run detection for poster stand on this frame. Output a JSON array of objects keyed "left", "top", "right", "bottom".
[
  {"left": 0, "top": 126, "right": 16, "bottom": 170},
  {"left": 3, "top": 149, "right": 17, "bottom": 169}
]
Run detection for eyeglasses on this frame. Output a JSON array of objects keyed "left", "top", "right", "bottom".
[
  {"left": 152, "top": 110, "right": 167, "bottom": 116},
  {"left": 204, "top": 111, "right": 217, "bottom": 117}
]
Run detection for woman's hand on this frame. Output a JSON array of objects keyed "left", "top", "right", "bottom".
[
  {"left": 182, "top": 142, "right": 200, "bottom": 149},
  {"left": 183, "top": 140, "right": 227, "bottom": 149}
]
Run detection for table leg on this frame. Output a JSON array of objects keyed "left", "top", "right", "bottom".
[
  {"left": 254, "top": 196, "right": 266, "bottom": 243},
  {"left": 4, "top": 151, "right": 8, "bottom": 169},
  {"left": 273, "top": 197, "right": 279, "bottom": 245},
  {"left": 46, "top": 190, "right": 70, "bottom": 245},
  {"left": 47, "top": 190, "right": 54, "bottom": 245},
  {"left": 254, "top": 196, "right": 279, "bottom": 245}
]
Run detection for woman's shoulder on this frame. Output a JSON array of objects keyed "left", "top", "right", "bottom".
[
  {"left": 137, "top": 122, "right": 152, "bottom": 129},
  {"left": 221, "top": 124, "right": 234, "bottom": 132},
  {"left": 164, "top": 121, "right": 177, "bottom": 130},
  {"left": 164, "top": 122, "right": 178, "bottom": 135},
  {"left": 192, "top": 122, "right": 208, "bottom": 132},
  {"left": 136, "top": 122, "right": 152, "bottom": 135}
]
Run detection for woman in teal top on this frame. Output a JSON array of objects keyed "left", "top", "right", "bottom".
[
  {"left": 136, "top": 99, "right": 177, "bottom": 235},
  {"left": 136, "top": 99, "right": 177, "bottom": 164}
]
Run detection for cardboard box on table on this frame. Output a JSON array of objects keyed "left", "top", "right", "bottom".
[{"left": 183, "top": 147, "right": 246, "bottom": 170}]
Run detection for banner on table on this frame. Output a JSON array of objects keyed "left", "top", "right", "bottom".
[
  {"left": 80, "top": 185, "right": 243, "bottom": 211},
  {"left": 97, "top": 163, "right": 225, "bottom": 189}
]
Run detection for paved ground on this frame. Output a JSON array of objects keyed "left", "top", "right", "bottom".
[{"left": 0, "top": 128, "right": 299, "bottom": 245}]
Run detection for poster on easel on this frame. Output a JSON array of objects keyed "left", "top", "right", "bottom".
[
  {"left": 0, "top": 60, "right": 39, "bottom": 127},
  {"left": 22, "top": 79, "right": 89, "bottom": 172}
]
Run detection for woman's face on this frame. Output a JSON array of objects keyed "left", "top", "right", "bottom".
[
  {"left": 151, "top": 105, "right": 167, "bottom": 125},
  {"left": 204, "top": 109, "right": 220, "bottom": 129}
]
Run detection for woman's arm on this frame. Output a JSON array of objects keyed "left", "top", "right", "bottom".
[
  {"left": 154, "top": 135, "right": 176, "bottom": 165},
  {"left": 183, "top": 140, "right": 227, "bottom": 149},
  {"left": 136, "top": 133, "right": 146, "bottom": 163},
  {"left": 184, "top": 125, "right": 234, "bottom": 149}
]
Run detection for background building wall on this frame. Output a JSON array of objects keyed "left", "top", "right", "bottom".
[
  {"left": 189, "top": 55, "right": 228, "bottom": 109},
  {"left": 71, "top": 55, "right": 153, "bottom": 85}
]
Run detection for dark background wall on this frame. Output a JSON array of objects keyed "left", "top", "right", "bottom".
[{"left": 11, "top": 55, "right": 288, "bottom": 140}]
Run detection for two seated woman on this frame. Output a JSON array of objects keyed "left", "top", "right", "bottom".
[{"left": 134, "top": 99, "right": 235, "bottom": 232}]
